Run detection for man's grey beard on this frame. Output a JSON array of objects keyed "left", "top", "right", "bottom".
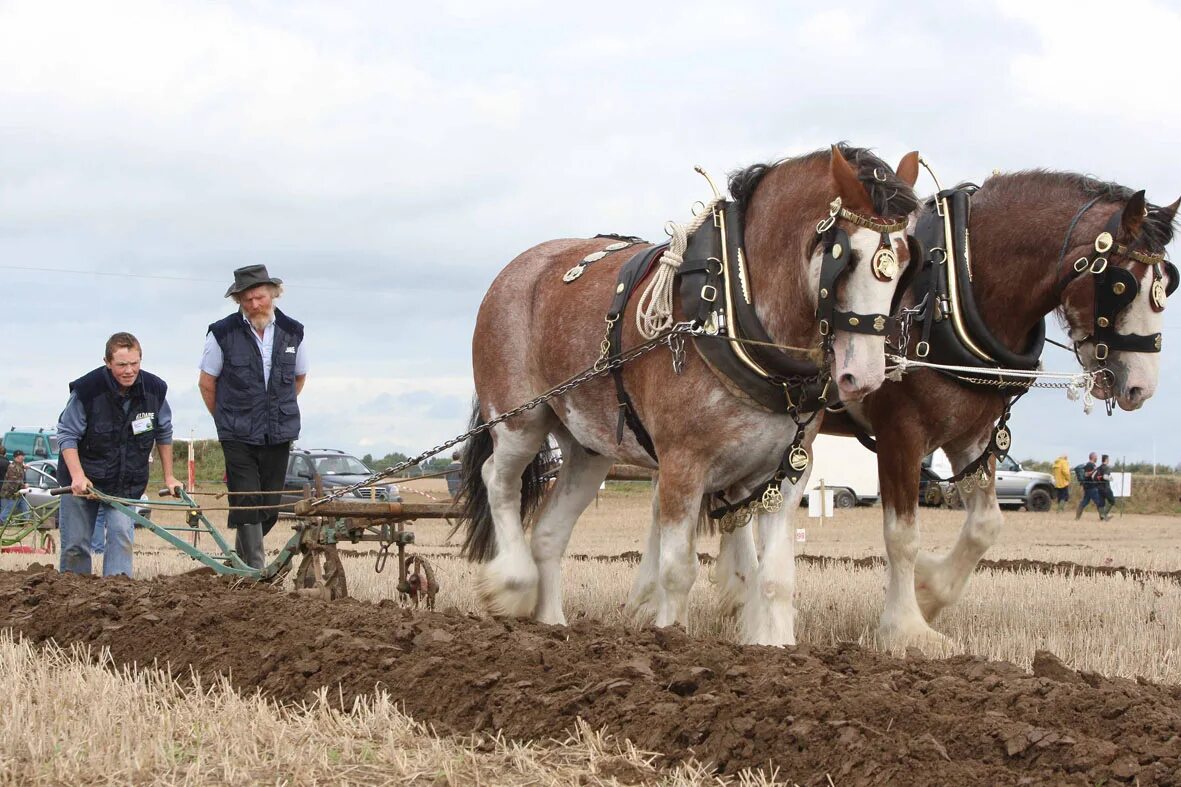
[{"left": 247, "top": 308, "right": 275, "bottom": 332}]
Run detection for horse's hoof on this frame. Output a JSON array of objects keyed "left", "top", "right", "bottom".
[{"left": 877, "top": 620, "right": 954, "bottom": 656}]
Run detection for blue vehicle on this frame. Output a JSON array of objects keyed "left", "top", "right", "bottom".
[{"left": 3, "top": 428, "right": 59, "bottom": 462}]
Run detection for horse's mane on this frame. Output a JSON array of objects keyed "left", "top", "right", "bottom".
[
  {"left": 728, "top": 142, "right": 919, "bottom": 222},
  {"left": 954, "top": 170, "right": 1177, "bottom": 252}
]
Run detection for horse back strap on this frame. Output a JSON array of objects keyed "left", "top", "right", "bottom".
[{"left": 606, "top": 244, "right": 668, "bottom": 460}]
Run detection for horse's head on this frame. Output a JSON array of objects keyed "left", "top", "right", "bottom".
[
  {"left": 1060, "top": 191, "right": 1179, "bottom": 411},
  {"left": 820, "top": 145, "right": 921, "bottom": 402}
]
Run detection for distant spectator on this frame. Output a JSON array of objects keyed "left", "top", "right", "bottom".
[
  {"left": 1051, "top": 453, "right": 1071, "bottom": 512},
  {"left": 0, "top": 440, "right": 9, "bottom": 492},
  {"left": 1, "top": 450, "right": 30, "bottom": 524},
  {"left": 1075, "top": 452, "right": 1104, "bottom": 521},
  {"left": 1096, "top": 454, "right": 1116, "bottom": 521},
  {"left": 445, "top": 451, "right": 463, "bottom": 497}
]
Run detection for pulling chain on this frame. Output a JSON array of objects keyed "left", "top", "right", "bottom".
[{"left": 306, "top": 322, "right": 702, "bottom": 507}]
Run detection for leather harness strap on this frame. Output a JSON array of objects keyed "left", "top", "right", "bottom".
[{"left": 605, "top": 244, "right": 668, "bottom": 461}]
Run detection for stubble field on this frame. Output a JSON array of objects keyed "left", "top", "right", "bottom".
[{"left": 2, "top": 478, "right": 1179, "bottom": 785}]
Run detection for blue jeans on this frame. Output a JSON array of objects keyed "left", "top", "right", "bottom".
[
  {"left": 92, "top": 506, "right": 107, "bottom": 554},
  {"left": 59, "top": 495, "right": 135, "bottom": 576},
  {"left": 1, "top": 496, "right": 30, "bottom": 524}
]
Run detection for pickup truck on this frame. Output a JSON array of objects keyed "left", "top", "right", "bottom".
[
  {"left": 4, "top": 428, "right": 59, "bottom": 462},
  {"left": 922, "top": 450, "right": 1055, "bottom": 512}
]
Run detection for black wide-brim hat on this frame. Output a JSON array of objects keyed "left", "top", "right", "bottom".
[{"left": 225, "top": 264, "right": 283, "bottom": 298}]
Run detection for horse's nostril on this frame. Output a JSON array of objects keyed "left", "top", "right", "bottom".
[
  {"left": 839, "top": 373, "right": 858, "bottom": 389},
  {"left": 1128, "top": 386, "right": 1144, "bottom": 402}
]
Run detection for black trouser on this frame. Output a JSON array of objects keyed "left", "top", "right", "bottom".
[{"left": 221, "top": 440, "right": 290, "bottom": 569}]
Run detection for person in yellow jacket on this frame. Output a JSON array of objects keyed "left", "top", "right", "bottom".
[{"left": 1051, "top": 454, "right": 1071, "bottom": 512}]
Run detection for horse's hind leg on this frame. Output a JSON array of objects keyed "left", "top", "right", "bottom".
[
  {"left": 478, "top": 409, "right": 557, "bottom": 617},
  {"left": 531, "top": 428, "right": 614, "bottom": 625},
  {"left": 914, "top": 433, "right": 1003, "bottom": 622},
  {"left": 624, "top": 486, "right": 663, "bottom": 624}
]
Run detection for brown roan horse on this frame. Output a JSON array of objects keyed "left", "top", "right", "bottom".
[
  {"left": 458, "top": 145, "right": 919, "bottom": 644},
  {"left": 714, "top": 170, "right": 1179, "bottom": 651}
]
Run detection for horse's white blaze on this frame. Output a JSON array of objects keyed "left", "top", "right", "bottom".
[
  {"left": 913, "top": 434, "right": 1001, "bottom": 622},
  {"left": 1109, "top": 264, "right": 1164, "bottom": 410},
  {"left": 829, "top": 227, "right": 908, "bottom": 402}
]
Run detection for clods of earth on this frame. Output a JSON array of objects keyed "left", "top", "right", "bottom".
[{"left": 2, "top": 565, "right": 1179, "bottom": 785}]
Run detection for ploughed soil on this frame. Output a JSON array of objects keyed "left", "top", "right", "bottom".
[{"left": 3, "top": 566, "right": 1180, "bottom": 786}]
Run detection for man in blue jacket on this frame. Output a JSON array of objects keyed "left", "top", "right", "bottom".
[
  {"left": 57, "top": 332, "right": 182, "bottom": 576},
  {"left": 199, "top": 265, "right": 308, "bottom": 569}
]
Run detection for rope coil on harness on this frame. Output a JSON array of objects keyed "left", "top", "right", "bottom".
[{"left": 635, "top": 197, "right": 724, "bottom": 339}]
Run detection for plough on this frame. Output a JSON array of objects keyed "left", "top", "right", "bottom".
[{"left": 31, "top": 463, "right": 654, "bottom": 604}]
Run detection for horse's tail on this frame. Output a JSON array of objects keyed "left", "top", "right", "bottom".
[{"left": 453, "top": 398, "right": 550, "bottom": 563}]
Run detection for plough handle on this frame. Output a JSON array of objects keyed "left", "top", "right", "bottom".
[
  {"left": 49, "top": 487, "right": 71, "bottom": 496},
  {"left": 157, "top": 486, "right": 185, "bottom": 498}
]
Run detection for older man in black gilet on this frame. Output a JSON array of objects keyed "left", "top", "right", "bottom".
[{"left": 199, "top": 265, "right": 308, "bottom": 569}]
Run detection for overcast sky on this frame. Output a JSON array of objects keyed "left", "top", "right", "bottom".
[{"left": 2, "top": 0, "right": 1178, "bottom": 468}]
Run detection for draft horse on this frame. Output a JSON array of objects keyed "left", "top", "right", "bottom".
[
  {"left": 458, "top": 144, "right": 920, "bottom": 644},
  {"left": 717, "top": 170, "right": 1179, "bottom": 650}
]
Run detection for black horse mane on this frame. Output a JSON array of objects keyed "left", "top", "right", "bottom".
[
  {"left": 728, "top": 142, "right": 919, "bottom": 223},
  {"left": 970, "top": 170, "right": 1177, "bottom": 252}
]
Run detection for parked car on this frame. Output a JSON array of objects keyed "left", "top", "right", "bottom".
[
  {"left": 4, "top": 427, "right": 59, "bottom": 462},
  {"left": 280, "top": 448, "right": 401, "bottom": 512},
  {"left": 920, "top": 451, "right": 1055, "bottom": 511},
  {"left": 19, "top": 459, "right": 153, "bottom": 524}
]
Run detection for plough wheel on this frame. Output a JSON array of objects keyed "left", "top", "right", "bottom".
[
  {"left": 294, "top": 543, "right": 349, "bottom": 600},
  {"left": 403, "top": 555, "right": 439, "bottom": 610}
]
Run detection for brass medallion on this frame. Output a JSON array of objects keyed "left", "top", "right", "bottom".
[
  {"left": 1155, "top": 334, "right": 1162, "bottom": 350},
  {"left": 582, "top": 251, "right": 607, "bottom": 263},
  {"left": 873, "top": 315, "right": 887, "bottom": 332},
  {"left": 872, "top": 246, "right": 898, "bottom": 281},
  {"left": 1095, "top": 231, "right": 1113, "bottom": 253},
  {"left": 994, "top": 426, "right": 1011, "bottom": 452},
  {"left": 789, "top": 446, "right": 810, "bottom": 472},
  {"left": 562, "top": 265, "right": 585, "bottom": 283},
  {"left": 1151, "top": 278, "right": 1167, "bottom": 311},
  {"left": 761, "top": 485, "right": 784, "bottom": 514},
  {"left": 604, "top": 241, "right": 630, "bottom": 251}
]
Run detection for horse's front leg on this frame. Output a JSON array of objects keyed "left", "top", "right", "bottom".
[
  {"left": 716, "top": 523, "right": 758, "bottom": 618},
  {"left": 914, "top": 433, "right": 1003, "bottom": 622},
  {"left": 737, "top": 468, "right": 810, "bottom": 646},
  {"left": 653, "top": 457, "right": 705, "bottom": 628},
  {"left": 624, "top": 483, "right": 663, "bottom": 624},
  {"left": 876, "top": 426, "right": 953, "bottom": 653}
]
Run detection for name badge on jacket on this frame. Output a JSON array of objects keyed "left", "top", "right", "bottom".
[{"left": 132, "top": 412, "right": 155, "bottom": 435}]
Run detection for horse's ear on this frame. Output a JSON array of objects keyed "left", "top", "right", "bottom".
[
  {"left": 896, "top": 151, "right": 920, "bottom": 188},
  {"left": 830, "top": 144, "right": 873, "bottom": 213},
  {"left": 1120, "top": 189, "right": 1147, "bottom": 238},
  {"left": 1156, "top": 196, "right": 1181, "bottom": 226}
]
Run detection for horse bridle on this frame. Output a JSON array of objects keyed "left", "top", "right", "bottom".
[
  {"left": 1057, "top": 204, "right": 1178, "bottom": 362},
  {"left": 815, "top": 196, "right": 909, "bottom": 342}
]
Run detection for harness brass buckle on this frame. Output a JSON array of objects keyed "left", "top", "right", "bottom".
[
  {"left": 1094, "top": 342, "right": 1109, "bottom": 361},
  {"left": 700, "top": 284, "right": 717, "bottom": 302},
  {"left": 916, "top": 340, "right": 930, "bottom": 358}
]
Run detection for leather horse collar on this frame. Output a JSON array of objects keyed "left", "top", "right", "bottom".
[
  {"left": 905, "top": 186, "right": 1046, "bottom": 393},
  {"left": 1057, "top": 206, "right": 1176, "bottom": 361},
  {"left": 677, "top": 197, "right": 903, "bottom": 417}
]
